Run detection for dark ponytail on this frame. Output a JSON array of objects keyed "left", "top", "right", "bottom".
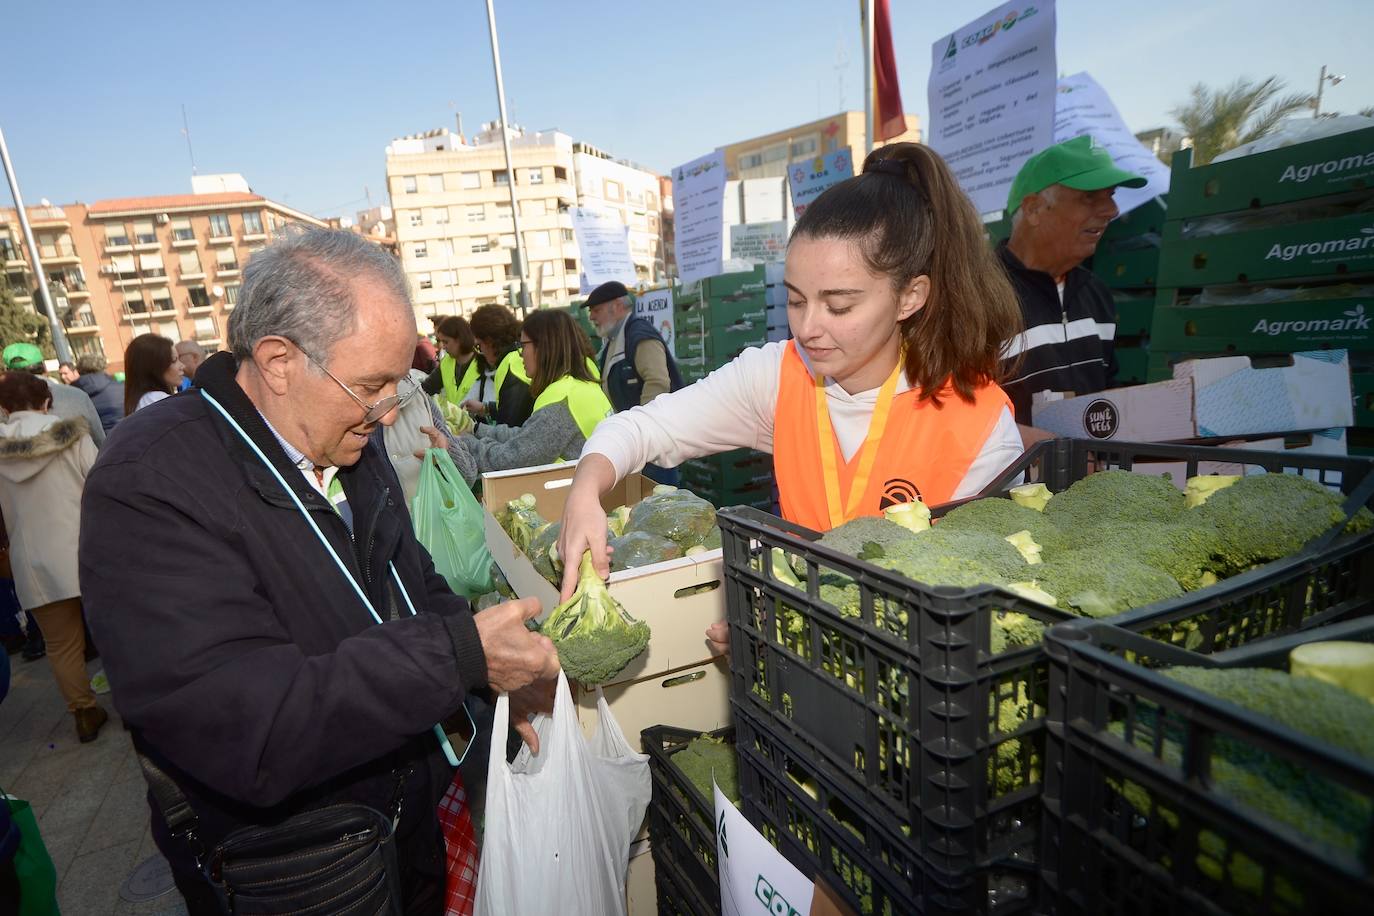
[{"left": 790, "top": 143, "right": 1021, "bottom": 402}]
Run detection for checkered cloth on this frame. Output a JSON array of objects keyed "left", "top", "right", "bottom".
[{"left": 438, "top": 769, "right": 479, "bottom": 916}]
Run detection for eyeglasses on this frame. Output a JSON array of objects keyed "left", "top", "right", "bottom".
[
  {"left": 519, "top": 337, "right": 534, "bottom": 348},
  {"left": 295, "top": 343, "right": 419, "bottom": 424}
]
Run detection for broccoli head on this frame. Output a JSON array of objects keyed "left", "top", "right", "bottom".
[
  {"left": 989, "top": 611, "right": 1047, "bottom": 654},
  {"left": 499, "top": 493, "right": 549, "bottom": 553},
  {"left": 1191, "top": 472, "right": 1373, "bottom": 574},
  {"left": 814, "top": 515, "right": 915, "bottom": 559},
  {"left": 1034, "top": 551, "right": 1184, "bottom": 618},
  {"left": 673, "top": 734, "right": 740, "bottom": 805},
  {"left": 879, "top": 526, "right": 1028, "bottom": 580},
  {"left": 625, "top": 487, "right": 718, "bottom": 549},
  {"left": 1080, "top": 519, "right": 1222, "bottom": 591},
  {"left": 1044, "top": 471, "right": 1187, "bottom": 548},
  {"left": 609, "top": 530, "right": 683, "bottom": 570},
  {"left": 937, "top": 496, "right": 1062, "bottom": 546},
  {"left": 541, "top": 552, "right": 650, "bottom": 685}
]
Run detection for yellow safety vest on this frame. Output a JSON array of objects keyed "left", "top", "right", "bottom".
[
  {"left": 492, "top": 349, "right": 531, "bottom": 408},
  {"left": 439, "top": 354, "right": 480, "bottom": 406},
  {"left": 531, "top": 375, "right": 613, "bottom": 445}
]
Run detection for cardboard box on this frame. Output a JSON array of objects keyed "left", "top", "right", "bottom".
[
  {"left": 1130, "top": 428, "right": 1350, "bottom": 488},
  {"left": 482, "top": 462, "right": 727, "bottom": 688},
  {"left": 573, "top": 656, "right": 731, "bottom": 741},
  {"left": 1031, "top": 350, "right": 1353, "bottom": 441},
  {"left": 1177, "top": 349, "right": 1353, "bottom": 437},
  {"left": 625, "top": 839, "right": 656, "bottom": 916},
  {"left": 1031, "top": 378, "right": 1196, "bottom": 441}
]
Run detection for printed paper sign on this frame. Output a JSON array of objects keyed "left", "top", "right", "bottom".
[
  {"left": 927, "top": 0, "right": 1057, "bottom": 214},
  {"left": 1054, "top": 72, "right": 1170, "bottom": 216},
  {"left": 672, "top": 150, "right": 728, "bottom": 283},
  {"left": 716, "top": 783, "right": 814, "bottom": 916},
  {"left": 571, "top": 206, "right": 636, "bottom": 293},
  {"left": 787, "top": 149, "right": 855, "bottom": 221},
  {"left": 634, "top": 286, "right": 675, "bottom": 353},
  {"left": 728, "top": 221, "right": 788, "bottom": 265}
]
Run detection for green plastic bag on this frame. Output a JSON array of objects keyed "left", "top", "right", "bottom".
[
  {"left": 4, "top": 793, "right": 59, "bottom": 916},
  {"left": 413, "top": 448, "right": 496, "bottom": 599}
]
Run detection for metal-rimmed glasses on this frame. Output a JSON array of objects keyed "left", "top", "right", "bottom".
[{"left": 295, "top": 343, "right": 419, "bottom": 423}]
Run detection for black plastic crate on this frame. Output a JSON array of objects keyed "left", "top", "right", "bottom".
[
  {"left": 1041, "top": 614, "right": 1374, "bottom": 916},
  {"left": 718, "top": 438, "right": 1374, "bottom": 915},
  {"left": 654, "top": 835, "right": 719, "bottom": 916},
  {"left": 642, "top": 724, "right": 733, "bottom": 914}
]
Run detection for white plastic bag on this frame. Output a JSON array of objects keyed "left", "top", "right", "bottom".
[{"left": 474, "top": 673, "right": 651, "bottom": 916}]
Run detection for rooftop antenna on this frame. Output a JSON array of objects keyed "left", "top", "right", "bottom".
[{"left": 181, "top": 105, "right": 197, "bottom": 175}]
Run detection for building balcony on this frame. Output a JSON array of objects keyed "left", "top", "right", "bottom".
[
  {"left": 103, "top": 240, "right": 132, "bottom": 254},
  {"left": 215, "top": 265, "right": 240, "bottom": 277},
  {"left": 63, "top": 323, "right": 102, "bottom": 336},
  {"left": 133, "top": 240, "right": 161, "bottom": 252},
  {"left": 4, "top": 255, "right": 25, "bottom": 270},
  {"left": 178, "top": 270, "right": 206, "bottom": 282},
  {"left": 121, "top": 306, "right": 177, "bottom": 322},
  {"left": 29, "top": 209, "right": 69, "bottom": 229},
  {"left": 241, "top": 232, "right": 267, "bottom": 243},
  {"left": 187, "top": 304, "right": 214, "bottom": 315},
  {"left": 38, "top": 244, "right": 79, "bottom": 264},
  {"left": 170, "top": 233, "right": 197, "bottom": 248},
  {"left": 194, "top": 335, "right": 222, "bottom": 347},
  {"left": 207, "top": 233, "right": 234, "bottom": 246}
]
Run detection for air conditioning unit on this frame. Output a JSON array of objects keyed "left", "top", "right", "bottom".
[
  {"left": 156, "top": 213, "right": 170, "bottom": 225},
  {"left": 99, "top": 265, "right": 117, "bottom": 275}
]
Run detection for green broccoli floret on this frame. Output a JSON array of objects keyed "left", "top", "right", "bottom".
[
  {"left": 498, "top": 493, "right": 549, "bottom": 552},
  {"left": 541, "top": 552, "right": 650, "bottom": 685},
  {"left": 672, "top": 734, "right": 739, "bottom": 805},
  {"left": 989, "top": 611, "right": 1047, "bottom": 654},
  {"left": 937, "top": 496, "right": 1062, "bottom": 546},
  {"left": 990, "top": 681, "right": 1040, "bottom": 795},
  {"left": 625, "top": 487, "right": 717, "bottom": 548},
  {"left": 1044, "top": 471, "right": 1187, "bottom": 549},
  {"left": 815, "top": 515, "right": 916, "bottom": 559},
  {"left": 609, "top": 530, "right": 683, "bottom": 570},
  {"left": 879, "top": 527, "right": 1027, "bottom": 580},
  {"left": 1034, "top": 551, "right": 1184, "bottom": 617},
  {"left": 1084, "top": 518, "right": 1223, "bottom": 591},
  {"left": 1192, "top": 473, "right": 1374, "bottom": 575}
]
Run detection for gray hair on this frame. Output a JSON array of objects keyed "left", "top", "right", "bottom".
[
  {"left": 227, "top": 227, "right": 410, "bottom": 362},
  {"left": 75, "top": 353, "right": 107, "bottom": 374},
  {"left": 175, "top": 339, "right": 206, "bottom": 357}
]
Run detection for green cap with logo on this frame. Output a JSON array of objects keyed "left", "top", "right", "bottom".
[
  {"left": 1006, "top": 135, "right": 1147, "bottom": 215},
  {"left": 3, "top": 342, "right": 44, "bottom": 370}
]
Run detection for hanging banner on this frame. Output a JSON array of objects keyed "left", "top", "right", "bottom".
[
  {"left": 571, "top": 206, "right": 636, "bottom": 293},
  {"left": 634, "top": 286, "right": 675, "bottom": 353},
  {"left": 788, "top": 149, "right": 855, "bottom": 221},
  {"left": 927, "top": 0, "right": 1057, "bottom": 214},
  {"left": 728, "top": 221, "right": 789, "bottom": 265},
  {"left": 1054, "top": 72, "right": 1170, "bottom": 216},
  {"left": 672, "top": 150, "right": 728, "bottom": 284}
]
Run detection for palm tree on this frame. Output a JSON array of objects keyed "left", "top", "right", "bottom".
[{"left": 1171, "top": 77, "right": 1315, "bottom": 165}]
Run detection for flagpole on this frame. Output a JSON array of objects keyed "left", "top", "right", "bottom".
[
  {"left": 0, "top": 125, "right": 71, "bottom": 363},
  {"left": 863, "top": 0, "right": 876, "bottom": 155}
]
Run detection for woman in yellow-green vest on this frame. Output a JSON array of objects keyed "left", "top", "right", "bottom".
[
  {"left": 463, "top": 304, "right": 534, "bottom": 428},
  {"left": 448, "top": 309, "right": 611, "bottom": 481},
  {"left": 420, "top": 315, "right": 485, "bottom": 407}
]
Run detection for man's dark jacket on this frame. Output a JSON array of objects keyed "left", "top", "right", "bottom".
[
  {"left": 71, "top": 372, "right": 124, "bottom": 434},
  {"left": 997, "top": 241, "right": 1118, "bottom": 425},
  {"left": 79, "top": 352, "right": 487, "bottom": 911},
  {"left": 600, "top": 314, "right": 683, "bottom": 413}
]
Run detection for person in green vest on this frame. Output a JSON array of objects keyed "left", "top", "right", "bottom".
[
  {"left": 462, "top": 304, "right": 533, "bottom": 428},
  {"left": 420, "top": 315, "right": 485, "bottom": 409},
  {"left": 446, "top": 310, "right": 611, "bottom": 482}
]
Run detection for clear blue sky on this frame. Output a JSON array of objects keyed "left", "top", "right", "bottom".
[{"left": 4, "top": 0, "right": 1369, "bottom": 219}]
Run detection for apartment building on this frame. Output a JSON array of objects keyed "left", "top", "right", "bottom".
[
  {"left": 386, "top": 124, "right": 667, "bottom": 320},
  {"left": 1, "top": 179, "right": 323, "bottom": 370},
  {"left": 720, "top": 110, "right": 922, "bottom": 181}
]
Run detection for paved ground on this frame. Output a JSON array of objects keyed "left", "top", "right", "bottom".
[{"left": 2, "top": 653, "right": 187, "bottom": 915}]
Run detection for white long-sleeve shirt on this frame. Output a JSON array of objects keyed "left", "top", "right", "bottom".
[{"left": 581, "top": 340, "right": 1024, "bottom": 502}]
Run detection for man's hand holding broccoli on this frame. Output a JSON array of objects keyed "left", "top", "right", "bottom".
[{"left": 475, "top": 596, "right": 561, "bottom": 752}]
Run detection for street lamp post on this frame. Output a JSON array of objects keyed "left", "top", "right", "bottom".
[
  {"left": 0, "top": 125, "right": 72, "bottom": 363},
  {"left": 1313, "top": 64, "right": 1345, "bottom": 118},
  {"left": 484, "top": 0, "right": 532, "bottom": 316}
]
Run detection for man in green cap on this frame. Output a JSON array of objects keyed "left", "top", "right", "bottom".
[
  {"left": 2, "top": 341, "right": 105, "bottom": 448},
  {"left": 996, "top": 135, "right": 1148, "bottom": 445}
]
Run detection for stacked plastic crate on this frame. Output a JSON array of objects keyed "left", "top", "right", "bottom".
[
  {"left": 673, "top": 267, "right": 776, "bottom": 511},
  {"left": 1146, "top": 127, "right": 1374, "bottom": 453},
  {"left": 1090, "top": 197, "right": 1167, "bottom": 385}
]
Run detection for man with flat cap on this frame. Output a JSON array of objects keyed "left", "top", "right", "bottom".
[
  {"left": 997, "top": 135, "right": 1148, "bottom": 447},
  {"left": 582, "top": 280, "right": 682, "bottom": 485}
]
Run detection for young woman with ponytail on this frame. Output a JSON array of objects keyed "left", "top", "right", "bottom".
[{"left": 556, "top": 143, "right": 1025, "bottom": 613}]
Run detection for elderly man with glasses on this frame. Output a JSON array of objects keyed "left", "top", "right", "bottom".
[{"left": 78, "top": 228, "right": 559, "bottom": 914}]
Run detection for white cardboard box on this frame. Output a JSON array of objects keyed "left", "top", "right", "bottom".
[
  {"left": 1031, "top": 378, "right": 1195, "bottom": 441},
  {"left": 1176, "top": 350, "right": 1353, "bottom": 437},
  {"left": 482, "top": 461, "right": 727, "bottom": 688}
]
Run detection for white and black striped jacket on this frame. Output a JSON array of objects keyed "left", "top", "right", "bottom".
[{"left": 996, "top": 242, "right": 1118, "bottom": 425}]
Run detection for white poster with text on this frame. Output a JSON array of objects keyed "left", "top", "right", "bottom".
[
  {"left": 571, "top": 207, "right": 636, "bottom": 294},
  {"left": 716, "top": 784, "right": 813, "bottom": 916},
  {"left": 728, "top": 221, "right": 788, "bottom": 265},
  {"left": 1054, "top": 72, "right": 1170, "bottom": 216},
  {"left": 634, "top": 286, "right": 675, "bottom": 353},
  {"left": 672, "top": 150, "right": 728, "bottom": 284},
  {"left": 927, "top": 1, "right": 1057, "bottom": 214}
]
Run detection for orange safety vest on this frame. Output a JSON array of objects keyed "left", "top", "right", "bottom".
[{"left": 773, "top": 340, "right": 1010, "bottom": 530}]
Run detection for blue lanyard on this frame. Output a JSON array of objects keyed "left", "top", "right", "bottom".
[{"left": 201, "top": 390, "right": 469, "bottom": 767}]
